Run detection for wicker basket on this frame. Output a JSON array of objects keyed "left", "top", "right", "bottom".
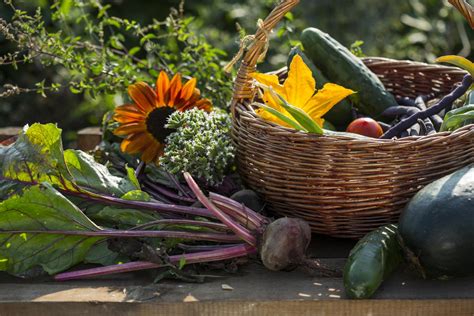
[{"left": 230, "top": 0, "right": 474, "bottom": 238}]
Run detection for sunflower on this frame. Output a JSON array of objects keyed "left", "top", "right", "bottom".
[{"left": 113, "top": 71, "right": 212, "bottom": 163}]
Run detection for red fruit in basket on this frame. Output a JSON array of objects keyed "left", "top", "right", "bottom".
[{"left": 346, "top": 117, "right": 384, "bottom": 138}]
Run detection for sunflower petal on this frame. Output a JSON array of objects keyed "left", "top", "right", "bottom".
[
  {"left": 113, "top": 123, "right": 147, "bottom": 136},
  {"left": 128, "top": 82, "right": 156, "bottom": 113},
  {"left": 114, "top": 105, "right": 146, "bottom": 121},
  {"left": 168, "top": 73, "right": 183, "bottom": 107},
  {"left": 304, "top": 83, "right": 355, "bottom": 118},
  {"left": 284, "top": 54, "right": 316, "bottom": 107},
  {"left": 115, "top": 104, "right": 145, "bottom": 114},
  {"left": 141, "top": 142, "right": 163, "bottom": 163},
  {"left": 114, "top": 114, "right": 144, "bottom": 124},
  {"left": 193, "top": 97, "right": 213, "bottom": 112},
  {"left": 121, "top": 132, "right": 153, "bottom": 154},
  {"left": 156, "top": 71, "right": 170, "bottom": 105},
  {"left": 180, "top": 77, "right": 197, "bottom": 101}
]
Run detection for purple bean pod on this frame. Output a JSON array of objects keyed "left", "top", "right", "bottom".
[{"left": 381, "top": 75, "right": 473, "bottom": 139}]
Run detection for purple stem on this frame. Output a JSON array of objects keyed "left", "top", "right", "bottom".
[
  {"left": 130, "top": 219, "right": 230, "bottom": 232},
  {"left": 209, "top": 192, "right": 266, "bottom": 222},
  {"left": 143, "top": 185, "right": 174, "bottom": 204},
  {"left": 210, "top": 200, "right": 260, "bottom": 231},
  {"left": 177, "top": 243, "right": 239, "bottom": 252},
  {"left": 166, "top": 172, "right": 195, "bottom": 199},
  {"left": 183, "top": 173, "right": 257, "bottom": 247},
  {"left": 134, "top": 161, "right": 146, "bottom": 179},
  {"left": 143, "top": 178, "right": 196, "bottom": 203},
  {"left": 5, "top": 230, "right": 240, "bottom": 243},
  {"left": 54, "top": 244, "right": 257, "bottom": 281},
  {"left": 65, "top": 190, "right": 216, "bottom": 219}
]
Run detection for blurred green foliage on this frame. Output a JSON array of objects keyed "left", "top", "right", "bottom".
[{"left": 0, "top": 0, "right": 472, "bottom": 145}]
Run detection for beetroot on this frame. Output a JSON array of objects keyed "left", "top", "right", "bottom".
[{"left": 260, "top": 218, "right": 311, "bottom": 271}]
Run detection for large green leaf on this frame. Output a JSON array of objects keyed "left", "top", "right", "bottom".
[
  {"left": 85, "top": 242, "right": 129, "bottom": 266},
  {"left": 0, "top": 183, "right": 104, "bottom": 276},
  {"left": 64, "top": 149, "right": 138, "bottom": 196},
  {"left": 91, "top": 207, "right": 159, "bottom": 229},
  {"left": 0, "top": 123, "right": 75, "bottom": 190},
  {"left": 0, "top": 123, "right": 138, "bottom": 197}
]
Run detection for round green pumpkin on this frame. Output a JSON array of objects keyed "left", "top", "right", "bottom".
[{"left": 398, "top": 165, "right": 474, "bottom": 279}]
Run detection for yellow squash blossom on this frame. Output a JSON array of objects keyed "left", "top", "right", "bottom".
[{"left": 251, "top": 54, "right": 354, "bottom": 129}]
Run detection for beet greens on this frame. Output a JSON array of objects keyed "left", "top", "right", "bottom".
[{"left": 1, "top": 123, "right": 335, "bottom": 281}]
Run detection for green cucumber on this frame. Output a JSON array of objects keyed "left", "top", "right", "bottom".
[
  {"left": 343, "top": 224, "right": 403, "bottom": 299},
  {"left": 301, "top": 28, "right": 398, "bottom": 120},
  {"left": 323, "top": 120, "right": 336, "bottom": 131},
  {"left": 288, "top": 46, "right": 353, "bottom": 128}
]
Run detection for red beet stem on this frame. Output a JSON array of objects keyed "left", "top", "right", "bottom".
[
  {"left": 142, "top": 178, "right": 196, "bottom": 203},
  {"left": 5, "top": 230, "right": 240, "bottom": 243},
  {"left": 54, "top": 244, "right": 257, "bottom": 281},
  {"left": 209, "top": 192, "right": 266, "bottom": 222},
  {"left": 183, "top": 173, "right": 257, "bottom": 247},
  {"left": 66, "top": 190, "right": 215, "bottom": 218},
  {"left": 209, "top": 193, "right": 266, "bottom": 228},
  {"left": 210, "top": 200, "right": 260, "bottom": 230}
]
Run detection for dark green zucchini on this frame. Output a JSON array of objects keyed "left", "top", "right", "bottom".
[
  {"left": 288, "top": 46, "right": 353, "bottom": 128},
  {"left": 301, "top": 28, "right": 398, "bottom": 120},
  {"left": 343, "top": 224, "right": 402, "bottom": 299}
]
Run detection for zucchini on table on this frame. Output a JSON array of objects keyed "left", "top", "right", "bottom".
[{"left": 343, "top": 224, "right": 403, "bottom": 299}]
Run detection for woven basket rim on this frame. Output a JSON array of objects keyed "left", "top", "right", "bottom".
[
  {"left": 234, "top": 57, "right": 472, "bottom": 144},
  {"left": 234, "top": 104, "right": 474, "bottom": 144}
]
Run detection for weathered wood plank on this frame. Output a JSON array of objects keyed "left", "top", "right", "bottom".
[
  {"left": 0, "top": 126, "right": 21, "bottom": 142},
  {"left": 76, "top": 127, "right": 101, "bottom": 151},
  {"left": 1, "top": 261, "right": 473, "bottom": 304},
  {"left": 1, "top": 299, "right": 474, "bottom": 316}
]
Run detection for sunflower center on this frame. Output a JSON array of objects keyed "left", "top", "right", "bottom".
[{"left": 146, "top": 107, "right": 176, "bottom": 143}]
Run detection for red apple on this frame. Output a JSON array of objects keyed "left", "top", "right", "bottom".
[{"left": 346, "top": 117, "right": 383, "bottom": 138}]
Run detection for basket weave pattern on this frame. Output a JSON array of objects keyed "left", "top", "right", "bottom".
[{"left": 231, "top": 0, "right": 474, "bottom": 238}]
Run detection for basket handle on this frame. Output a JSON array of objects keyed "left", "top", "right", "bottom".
[
  {"left": 449, "top": 0, "right": 474, "bottom": 29},
  {"left": 230, "top": 0, "right": 300, "bottom": 112}
]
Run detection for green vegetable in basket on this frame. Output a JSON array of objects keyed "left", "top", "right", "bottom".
[
  {"left": 301, "top": 27, "right": 398, "bottom": 119},
  {"left": 440, "top": 104, "right": 474, "bottom": 132}
]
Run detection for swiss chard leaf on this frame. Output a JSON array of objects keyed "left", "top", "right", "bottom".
[
  {"left": 91, "top": 207, "right": 159, "bottom": 229},
  {"left": 64, "top": 149, "right": 139, "bottom": 196},
  {"left": 0, "top": 123, "right": 75, "bottom": 190},
  {"left": 85, "top": 242, "right": 129, "bottom": 266},
  {"left": 0, "top": 183, "right": 104, "bottom": 276},
  {"left": 0, "top": 123, "right": 139, "bottom": 197}
]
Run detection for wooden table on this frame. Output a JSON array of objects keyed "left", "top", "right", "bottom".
[{"left": 1, "top": 236, "right": 473, "bottom": 316}]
